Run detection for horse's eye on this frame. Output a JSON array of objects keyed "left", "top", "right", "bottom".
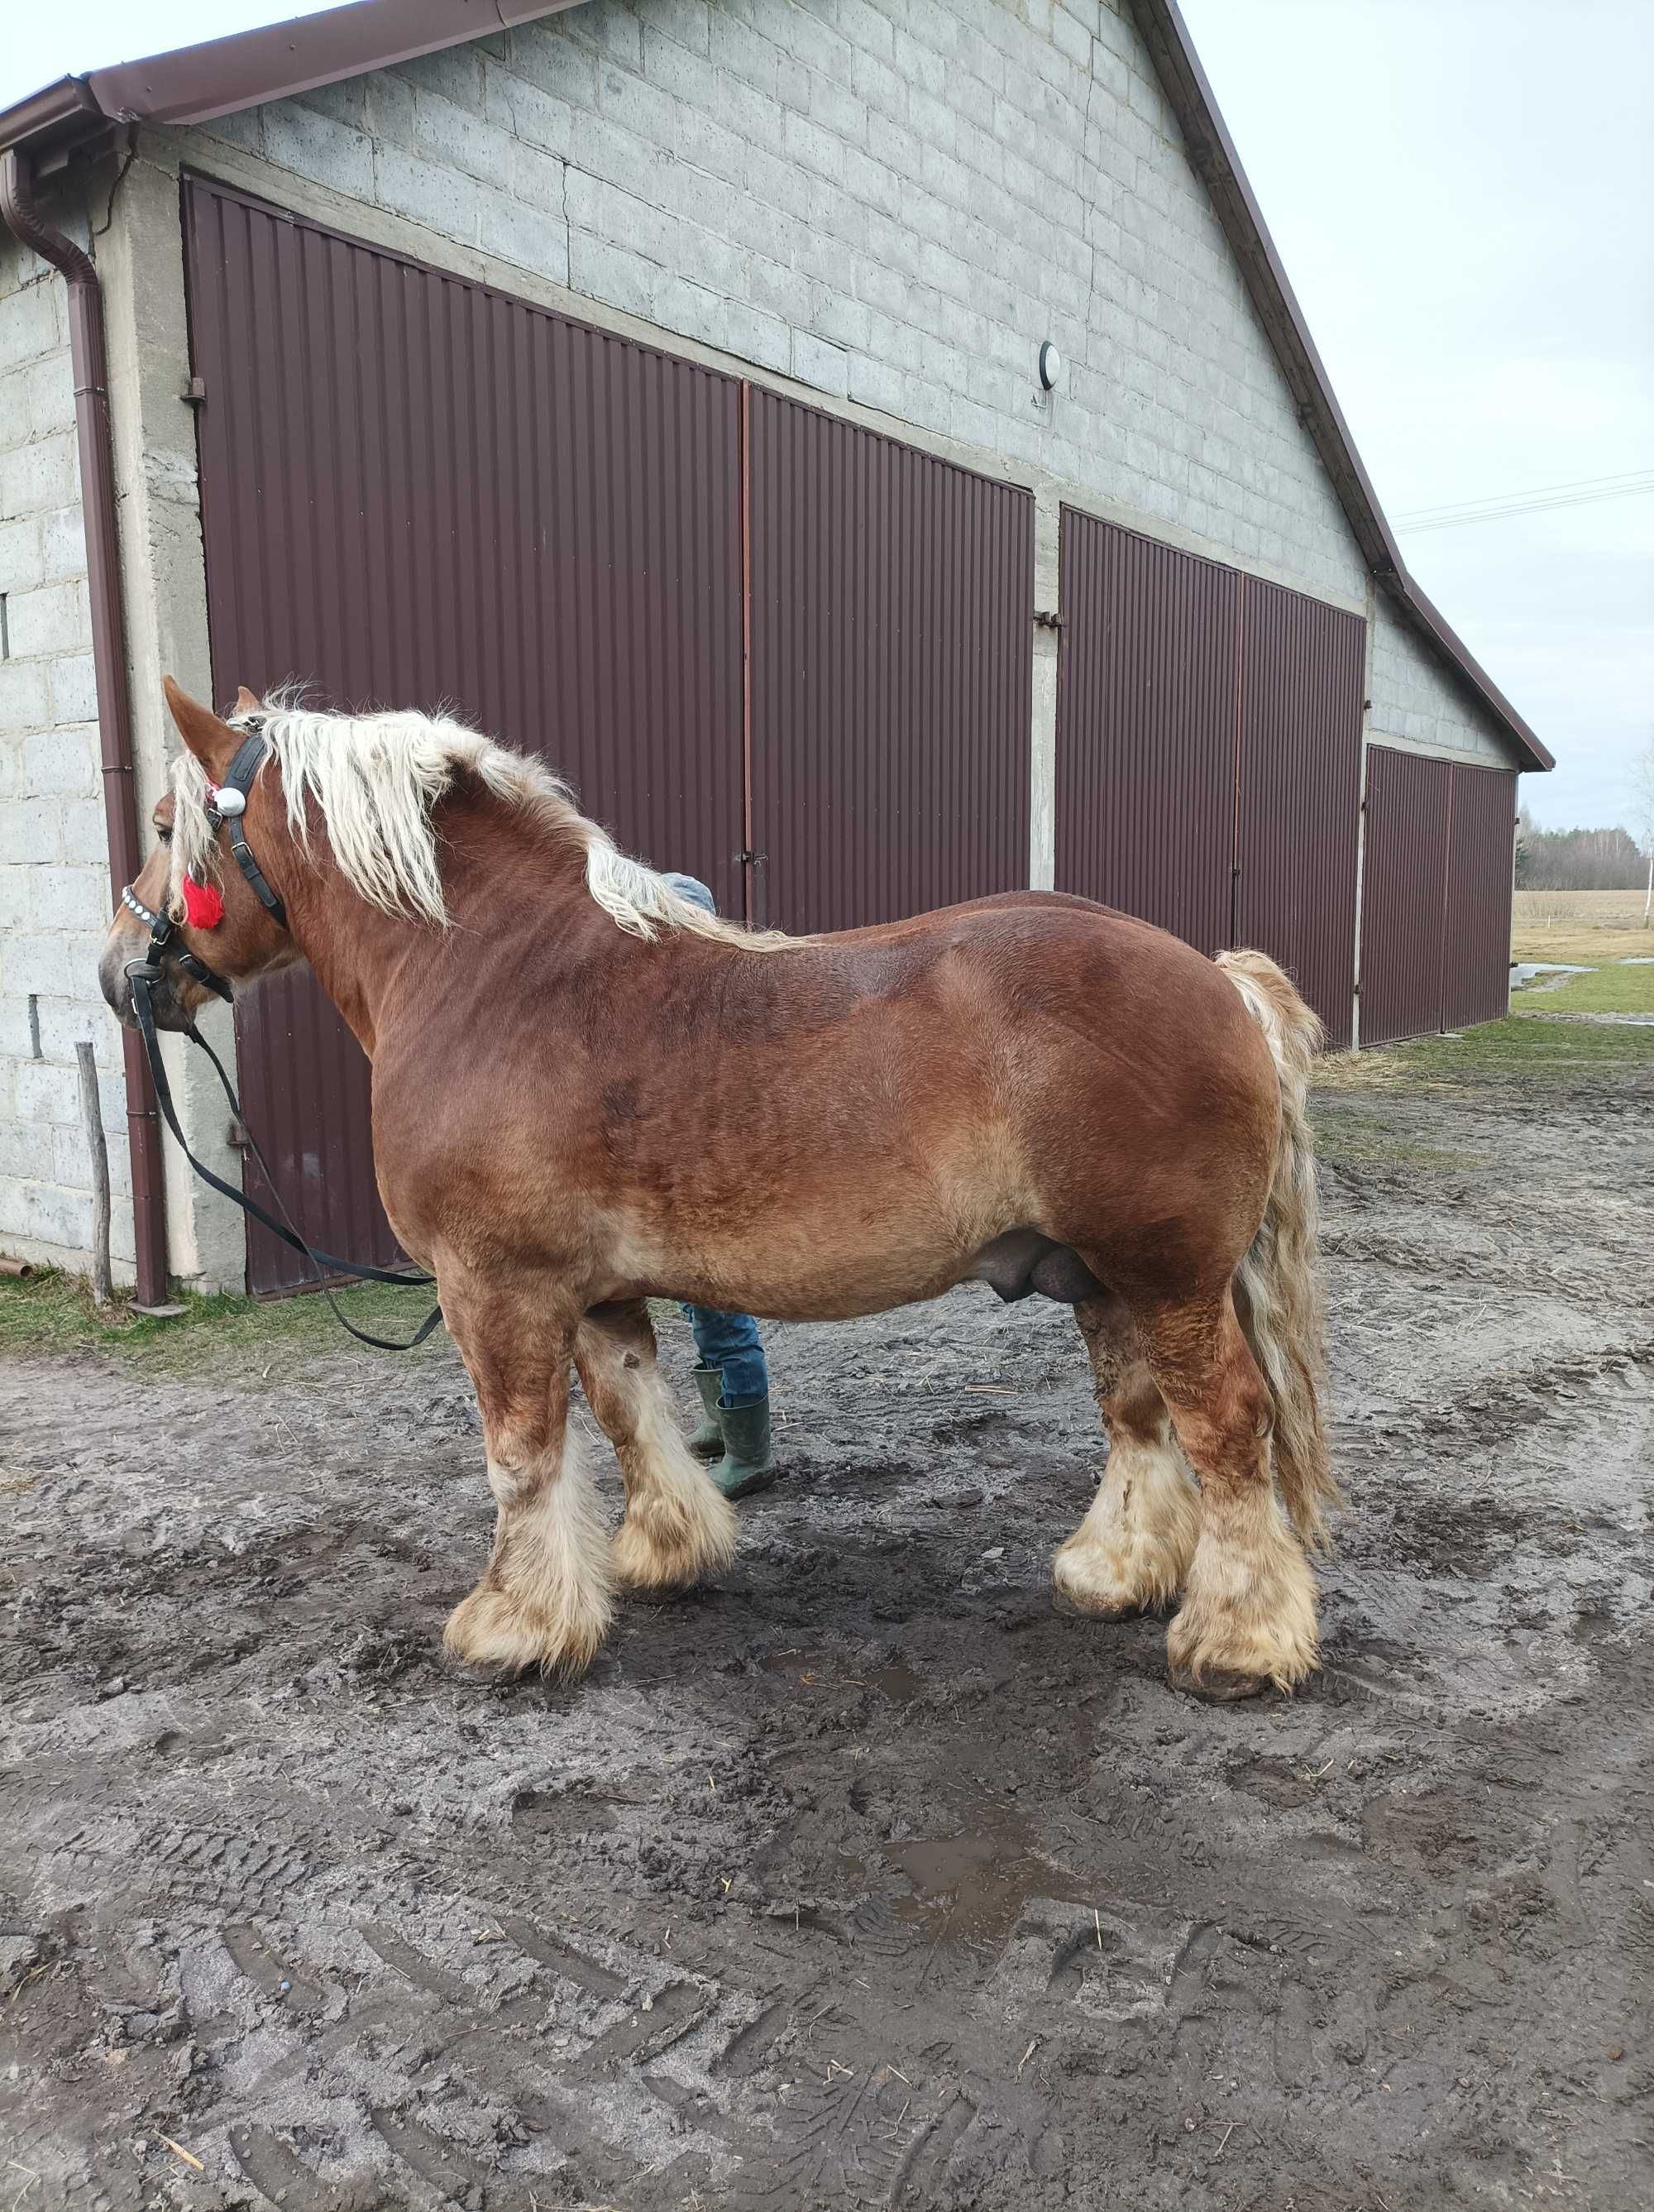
[{"left": 156, "top": 826, "right": 173, "bottom": 845}]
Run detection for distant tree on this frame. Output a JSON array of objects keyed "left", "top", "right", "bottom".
[
  {"left": 1513, "top": 804, "right": 1536, "bottom": 888},
  {"left": 1519, "top": 821, "right": 1647, "bottom": 891}
]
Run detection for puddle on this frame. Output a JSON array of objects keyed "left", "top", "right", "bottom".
[
  {"left": 509, "top": 1788, "right": 619, "bottom": 1835},
  {"left": 762, "top": 1650, "right": 926, "bottom": 1702},
  {"left": 878, "top": 1803, "right": 1091, "bottom": 1939},
  {"left": 1511, "top": 962, "right": 1588, "bottom": 987}
]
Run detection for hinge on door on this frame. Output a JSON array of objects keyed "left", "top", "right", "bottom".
[
  {"left": 181, "top": 376, "right": 207, "bottom": 405},
  {"left": 227, "top": 1118, "right": 250, "bottom": 1149},
  {"left": 1033, "top": 609, "right": 1064, "bottom": 630}
]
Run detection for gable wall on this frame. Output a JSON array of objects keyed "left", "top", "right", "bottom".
[{"left": 194, "top": 0, "right": 1372, "bottom": 606}]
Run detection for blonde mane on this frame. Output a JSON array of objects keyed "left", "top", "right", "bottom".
[{"left": 168, "top": 701, "right": 794, "bottom": 950}]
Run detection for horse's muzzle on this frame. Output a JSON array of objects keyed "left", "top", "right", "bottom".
[{"left": 98, "top": 936, "right": 192, "bottom": 1032}]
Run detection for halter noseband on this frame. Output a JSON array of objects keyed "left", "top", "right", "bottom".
[{"left": 121, "top": 724, "right": 287, "bottom": 1001}]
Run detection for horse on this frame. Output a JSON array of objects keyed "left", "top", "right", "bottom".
[{"left": 100, "top": 679, "right": 1338, "bottom": 1702}]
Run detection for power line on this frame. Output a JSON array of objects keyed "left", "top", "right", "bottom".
[
  {"left": 1399, "top": 482, "right": 1654, "bottom": 533},
  {"left": 1396, "top": 467, "right": 1654, "bottom": 522},
  {"left": 1394, "top": 467, "right": 1654, "bottom": 532}
]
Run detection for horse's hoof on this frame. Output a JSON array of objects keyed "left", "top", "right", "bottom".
[
  {"left": 1167, "top": 1662, "right": 1270, "bottom": 1702},
  {"left": 1053, "top": 1586, "right": 1148, "bottom": 1621}
]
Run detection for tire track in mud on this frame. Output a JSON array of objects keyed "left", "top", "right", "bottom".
[{"left": 213, "top": 1905, "right": 744, "bottom": 2207}]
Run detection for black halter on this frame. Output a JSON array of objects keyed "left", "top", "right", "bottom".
[{"left": 122, "top": 721, "right": 442, "bottom": 1351}]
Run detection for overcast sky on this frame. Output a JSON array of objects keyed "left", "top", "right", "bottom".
[{"left": 6, "top": 1, "right": 1650, "bottom": 827}]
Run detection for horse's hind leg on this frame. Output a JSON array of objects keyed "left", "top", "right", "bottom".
[
  {"left": 440, "top": 1271, "right": 613, "bottom": 1678},
  {"left": 1137, "top": 1290, "right": 1319, "bottom": 1699},
  {"left": 576, "top": 1301, "right": 738, "bottom": 1595},
  {"left": 1053, "top": 1296, "right": 1202, "bottom": 1621}
]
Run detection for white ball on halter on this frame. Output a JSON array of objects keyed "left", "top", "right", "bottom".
[{"left": 212, "top": 786, "right": 247, "bottom": 816}]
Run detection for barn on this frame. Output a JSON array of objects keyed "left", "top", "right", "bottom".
[{"left": 0, "top": 0, "right": 1549, "bottom": 1301}]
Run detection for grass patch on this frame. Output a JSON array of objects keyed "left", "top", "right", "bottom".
[
  {"left": 1355, "top": 1015, "right": 1654, "bottom": 1085},
  {"left": 1307, "top": 1105, "right": 1472, "bottom": 1173},
  {"left": 0, "top": 1266, "right": 447, "bottom": 1373},
  {"left": 1512, "top": 924, "right": 1654, "bottom": 969},
  {"left": 1516, "top": 963, "right": 1654, "bottom": 1017}
]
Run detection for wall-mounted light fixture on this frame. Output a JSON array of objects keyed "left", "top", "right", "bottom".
[{"left": 1038, "top": 339, "right": 1062, "bottom": 391}]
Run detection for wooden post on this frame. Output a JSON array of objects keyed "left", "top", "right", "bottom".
[{"left": 75, "top": 1041, "right": 112, "bottom": 1308}]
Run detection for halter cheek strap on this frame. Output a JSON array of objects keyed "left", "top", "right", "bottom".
[{"left": 210, "top": 730, "right": 288, "bottom": 927}]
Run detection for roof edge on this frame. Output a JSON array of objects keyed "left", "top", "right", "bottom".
[
  {"left": 0, "top": 1, "right": 582, "bottom": 149},
  {"left": 1128, "top": 0, "right": 1551, "bottom": 772}
]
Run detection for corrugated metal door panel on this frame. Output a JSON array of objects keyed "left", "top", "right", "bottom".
[
  {"left": 184, "top": 175, "right": 744, "bottom": 1291},
  {"left": 1054, "top": 510, "right": 1239, "bottom": 953},
  {"left": 1235, "top": 577, "right": 1365, "bottom": 1047},
  {"left": 1442, "top": 764, "right": 1518, "bottom": 1031},
  {"left": 1358, "top": 745, "right": 1454, "bottom": 1045},
  {"left": 747, "top": 389, "right": 1034, "bottom": 933}
]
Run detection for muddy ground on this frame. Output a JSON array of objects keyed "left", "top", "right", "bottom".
[{"left": 3, "top": 1049, "right": 1652, "bottom": 2211}]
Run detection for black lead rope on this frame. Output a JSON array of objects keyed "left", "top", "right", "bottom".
[
  {"left": 131, "top": 972, "right": 445, "bottom": 1351},
  {"left": 122, "top": 721, "right": 444, "bottom": 1353}
]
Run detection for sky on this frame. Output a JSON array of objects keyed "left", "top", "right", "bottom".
[
  {"left": 1178, "top": 0, "right": 1652, "bottom": 828},
  {"left": 6, "top": 0, "right": 1650, "bottom": 828}
]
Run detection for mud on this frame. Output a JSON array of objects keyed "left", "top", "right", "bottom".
[{"left": 3, "top": 1058, "right": 1652, "bottom": 2210}]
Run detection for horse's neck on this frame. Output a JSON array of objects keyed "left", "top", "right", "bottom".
[{"left": 278, "top": 792, "right": 597, "bottom": 1053}]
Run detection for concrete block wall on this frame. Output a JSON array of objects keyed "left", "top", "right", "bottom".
[
  {"left": 194, "top": 0, "right": 1372, "bottom": 610},
  {"left": 0, "top": 225, "right": 136, "bottom": 1275},
  {"left": 1369, "top": 596, "right": 1508, "bottom": 766}
]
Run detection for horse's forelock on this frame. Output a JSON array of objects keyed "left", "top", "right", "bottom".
[{"left": 166, "top": 750, "right": 220, "bottom": 915}]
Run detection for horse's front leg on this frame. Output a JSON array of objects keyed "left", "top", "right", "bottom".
[
  {"left": 440, "top": 1270, "right": 614, "bottom": 1677},
  {"left": 575, "top": 1300, "right": 738, "bottom": 1593}
]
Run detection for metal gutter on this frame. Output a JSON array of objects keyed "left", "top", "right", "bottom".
[
  {"left": 0, "top": 151, "right": 170, "bottom": 1305},
  {"left": 0, "top": 78, "right": 105, "bottom": 160},
  {"left": 1127, "top": 0, "right": 1552, "bottom": 773}
]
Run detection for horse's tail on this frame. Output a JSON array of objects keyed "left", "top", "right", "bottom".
[{"left": 1215, "top": 949, "right": 1340, "bottom": 1552}]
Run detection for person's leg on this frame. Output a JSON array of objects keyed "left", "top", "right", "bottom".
[
  {"left": 681, "top": 1302, "right": 725, "bottom": 1455},
  {"left": 685, "top": 1305, "right": 776, "bottom": 1498},
  {"left": 689, "top": 1305, "right": 769, "bottom": 1408}
]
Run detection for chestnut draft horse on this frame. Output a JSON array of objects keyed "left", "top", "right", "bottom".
[{"left": 102, "top": 681, "right": 1339, "bottom": 1702}]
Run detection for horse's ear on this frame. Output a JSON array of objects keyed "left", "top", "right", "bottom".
[
  {"left": 232, "top": 684, "right": 263, "bottom": 716},
  {"left": 164, "top": 677, "right": 237, "bottom": 776}
]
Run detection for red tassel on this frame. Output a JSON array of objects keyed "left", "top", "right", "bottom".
[{"left": 182, "top": 873, "right": 225, "bottom": 930}]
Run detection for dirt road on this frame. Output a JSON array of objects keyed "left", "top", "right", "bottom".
[{"left": 3, "top": 1041, "right": 1652, "bottom": 2210}]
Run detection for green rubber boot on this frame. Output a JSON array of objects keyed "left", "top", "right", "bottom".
[
  {"left": 710, "top": 1396, "right": 777, "bottom": 1501},
  {"left": 689, "top": 1367, "right": 724, "bottom": 1458}
]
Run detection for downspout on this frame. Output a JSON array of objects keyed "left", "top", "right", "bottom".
[{"left": 0, "top": 148, "right": 169, "bottom": 1306}]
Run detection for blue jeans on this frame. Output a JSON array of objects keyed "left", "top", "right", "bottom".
[{"left": 683, "top": 1304, "right": 769, "bottom": 1408}]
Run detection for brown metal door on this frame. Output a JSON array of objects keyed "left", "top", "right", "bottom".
[
  {"left": 184, "top": 176, "right": 744, "bottom": 1290},
  {"left": 746, "top": 390, "right": 1033, "bottom": 931},
  {"left": 1055, "top": 511, "right": 1239, "bottom": 953},
  {"left": 1357, "top": 745, "right": 1454, "bottom": 1044},
  {"left": 1234, "top": 577, "right": 1365, "bottom": 1046},
  {"left": 1442, "top": 764, "right": 1518, "bottom": 1032}
]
